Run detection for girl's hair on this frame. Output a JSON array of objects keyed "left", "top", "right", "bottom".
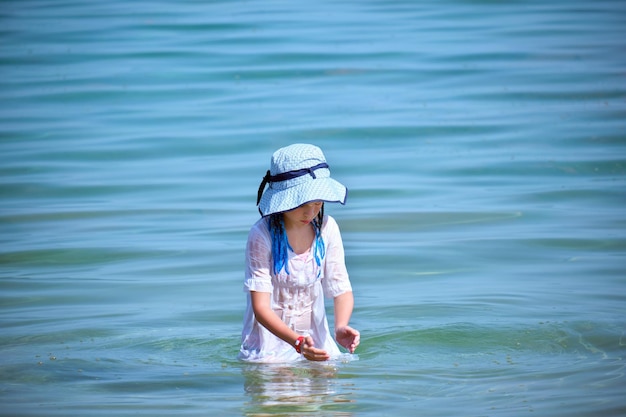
[{"left": 268, "top": 204, "right": 325, "bottom": 275}]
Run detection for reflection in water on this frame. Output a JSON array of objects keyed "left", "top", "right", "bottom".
[{"left": 242, "top": 361, "right": 356, "bottom": 416}]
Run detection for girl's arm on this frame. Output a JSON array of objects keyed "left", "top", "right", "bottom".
[
  {"left": 250, "top": 291, "right": 330, "bottom": 361},
  {"left": 334, "top": 291, "right": 360, "bottom": 353}
]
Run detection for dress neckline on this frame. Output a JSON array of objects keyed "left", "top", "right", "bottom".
[{"left": 290, "top": 246, "right": 311, "bottom": 258}]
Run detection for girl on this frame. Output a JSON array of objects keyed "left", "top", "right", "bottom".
[{"left": 239, "top": 143, "right": 360, "bottom": 363}]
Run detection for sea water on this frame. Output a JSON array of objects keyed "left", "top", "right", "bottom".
[{"left": 1, "top": 0, "right": 625, "bottom": 416}]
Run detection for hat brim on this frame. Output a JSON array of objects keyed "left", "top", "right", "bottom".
[{"left": 258, "top": 177, "right": 347, "bottom": 217}]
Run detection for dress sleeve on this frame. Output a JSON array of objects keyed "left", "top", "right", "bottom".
[
  {"left": 321, "top": 216, "right": 352, "bottom": 298},
  {"left": 243, "top": 220, "right": 274, "bottom": 293}
]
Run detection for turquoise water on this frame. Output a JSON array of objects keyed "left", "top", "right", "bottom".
[{"left": 1, "top": 0, "right": 625, "bottom": 415}]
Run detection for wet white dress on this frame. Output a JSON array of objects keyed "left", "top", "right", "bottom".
[{"left": 238, "top": 215, "right": 352, "bottom": 363}]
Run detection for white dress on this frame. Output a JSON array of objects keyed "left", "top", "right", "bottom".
[{"left": 239, "top": 215, "right": 352, "bottom": 363}]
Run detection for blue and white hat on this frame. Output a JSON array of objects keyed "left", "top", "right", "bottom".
[{"left": 256, "top": 144, "right": 348, "bottom": 216}]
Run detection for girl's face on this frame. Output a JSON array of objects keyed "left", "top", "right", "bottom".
[{"left": 283, "top": 201, "right": 323, "bottom": 228}]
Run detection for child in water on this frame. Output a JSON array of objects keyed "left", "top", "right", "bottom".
[{"left": 239, "top": 143, "right": 360, "bottom": 363}]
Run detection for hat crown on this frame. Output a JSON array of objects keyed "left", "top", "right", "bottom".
[{"left": 270, "top": 144, "right": 326, "bottom": 176}]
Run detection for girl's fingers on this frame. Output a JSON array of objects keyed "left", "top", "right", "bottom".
[{"left": 303, "top": 345, "right": 330, "bottom": 361}]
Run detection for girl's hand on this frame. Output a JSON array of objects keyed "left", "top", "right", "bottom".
[
  {"left": 335, "top": 326, "right": 360, "bottom": 353},
  {"left": 301, "top": 335, "right": 330, "bottom": 361}
]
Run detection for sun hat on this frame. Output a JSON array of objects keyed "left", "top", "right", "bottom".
[{"left": 256, "top": 144, "right": 348, "bottom": 217}]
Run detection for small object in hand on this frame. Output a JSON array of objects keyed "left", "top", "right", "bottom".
[{"left": 294, "top": 336, "right": 305, "bottom": 353}]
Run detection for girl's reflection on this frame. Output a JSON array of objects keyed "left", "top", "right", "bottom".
[{"left": 242, "top": 362, "right": 355, "bottom": 416}]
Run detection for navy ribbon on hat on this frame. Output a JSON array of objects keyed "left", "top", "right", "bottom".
[{"left": 256, "top": 162, "right": 329, "bottom": 206}]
